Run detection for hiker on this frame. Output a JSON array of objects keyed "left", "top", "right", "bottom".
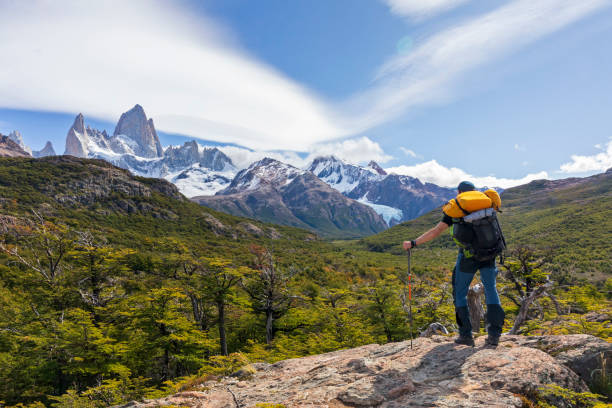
[{"left": 403, "top": 181, "right": 505, "bottom": 347}]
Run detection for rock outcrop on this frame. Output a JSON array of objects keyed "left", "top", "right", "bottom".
[{"left": 118, "top": 334, "right": 610, "bottom": 408}]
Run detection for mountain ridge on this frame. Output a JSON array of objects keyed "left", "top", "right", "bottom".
[{"left": 193, "top": 158, "right": 388, "bottom": 238}]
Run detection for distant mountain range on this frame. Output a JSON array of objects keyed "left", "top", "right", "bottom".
[
  {"left": 1, "top": 130, "right": 56, "bottom": 158},
  {"left": 193, "top": 158, "right": 388, "bottom": 238},
  {"left": 1, "top": 104, "right": 488, "bottom": 237},
  {"left": 308, "top": 156, "right": 457, "bottom": 225}
]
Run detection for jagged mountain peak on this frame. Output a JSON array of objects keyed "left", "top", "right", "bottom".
[
  {"left": 33, "top": 141, "right": 56, "bottom": 158},
  {"left": 368, "top": 160, "right": 387, "bottom": 176},
  {"left": 72, "top": 113, "right": 85, "bottom": 134},
  {"left": 0, "top": 133, "right": 30, "bottom": 157},
  {"left": 64, "top": 113, "right": 90, "bottom": 157},
  {"left": 7, "top": 130, "right": 32, "bottom": 154},
  {"left": 113, "top": 105, "right": 163, "bottom": 158},
  {"left": 308, "top": 155, "right": 382, "bottom": 194},
  {"left": 220, "top": 157, "right": 305, "bottom": 195}
]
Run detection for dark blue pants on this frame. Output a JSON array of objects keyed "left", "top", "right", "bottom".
[
  {"left": 452, "top": 251, "right": 505, "bottom": 338},
  {"left": 453, "top": 251, "right": 501, "bottom": 307}
]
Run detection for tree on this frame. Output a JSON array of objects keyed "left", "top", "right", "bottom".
[
  {"left": 499, "top": 246, "right": 558, "bottom": 334},
  {"left": 195, "top": 258, "right": 252, "bottom": 356},
  {"left": 0, "top": 211, "right": 75, "bottom": 289},
  {"left": 361, "top": 275, "right": 405, "bottom": 343},
  {"left": 68, "top": 232, "right": 133, "bottom": 316},
  {"left": 126, "top": 287, "right": 212, "bottom": 381},
  {"left": 242, "top": 246, "right": 295, "bottom": 344}
]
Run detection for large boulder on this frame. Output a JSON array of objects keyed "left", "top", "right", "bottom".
[{"left": 116, "top": 334, "right": 610, "bottom": 407}]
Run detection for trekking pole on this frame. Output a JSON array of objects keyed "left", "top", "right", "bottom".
[{"left": 407, "top": 248, "right": 413, "bottom": 349}]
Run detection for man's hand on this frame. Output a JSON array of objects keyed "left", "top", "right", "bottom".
[{"left": 403, "top": 241, "right": 413, "bottom": 251}]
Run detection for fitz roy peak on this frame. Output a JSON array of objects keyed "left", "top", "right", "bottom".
[
  {"left": 114, "top": 104, "right": 163, "bottom": 158},
  {"left": 57, "top": 104, "right": 460, "bottom": 234},
  {"left": 64, "top": 106, "right": 162, "bottom": 159},
  {"left": 62, "top": 105, "right": 237, "bottom": 197}
]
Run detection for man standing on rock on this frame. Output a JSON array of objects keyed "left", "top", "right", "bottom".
[{"left": 403, "top": 181, "right": 505, "bottom": 347}]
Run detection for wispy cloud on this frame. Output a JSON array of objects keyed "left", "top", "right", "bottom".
[
  {"left": 400, "top": 147, "right": 419, "bottom": 158},
  {"left": 0, "top": 0, "right": 609, "bottom": 155},
  {"left": 339, "top": 0, "right": 611, "bottom": 134},
  {"left": 514, "top": 143, "right": 525, "bottom": 151},
  {"left": 0, "top": 0, "right": 344, "bottom": 151},
  {"left": 386, "top": 160, "right": 548, "bottom": 188},
  {"left": 559, "top": 138, "right": 612, "bottom": 173},
  {"left": 383, "top": 0, "right": 471, "bottom": 20}
]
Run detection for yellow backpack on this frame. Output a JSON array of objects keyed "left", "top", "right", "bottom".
[
  {"left": 444, "top": 189, "right": 505, "bottom": 261},
  {"left": 442, "top": 189, "right": 501, "bottom": 218}
]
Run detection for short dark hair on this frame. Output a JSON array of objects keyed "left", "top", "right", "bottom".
[{"left": 458, "top": 181, "right": 476, "bottom": 192}]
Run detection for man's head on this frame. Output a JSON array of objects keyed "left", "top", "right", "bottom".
[{"left": 457, "top": 181, "right": 475, "bottom": 193}]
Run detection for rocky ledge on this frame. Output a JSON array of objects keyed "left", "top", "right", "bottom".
[{"left": 120, "top": 334, "right": 610, "bottom": 408}]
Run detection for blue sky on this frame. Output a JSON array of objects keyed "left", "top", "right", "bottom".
[{"left": 1, "top": 0, "right": 611, "bottom": 187}]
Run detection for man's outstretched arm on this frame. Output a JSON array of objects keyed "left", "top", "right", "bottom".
[{"left": 403, "top": 221, "right": 449, "bottom": 250}]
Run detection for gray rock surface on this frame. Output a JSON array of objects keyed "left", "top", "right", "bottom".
[
  {"left": 116, "top": 334, "right": 610, "bottom": 408},
  {"left": 113, "top": 104, "right": 163, "bottom": 158},
  {"left": 64, "top": 113, "right": 89, "bottom": 157}
]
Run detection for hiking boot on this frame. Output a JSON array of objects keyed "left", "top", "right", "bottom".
[
  {"left": 454, "top": 335, "right": 475, "bottom": 346},
  {"left": 485, "top": 335, "right": 499, "bottom": 347}
]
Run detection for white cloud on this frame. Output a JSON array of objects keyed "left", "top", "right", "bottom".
[
  {"left": 217, "top": 136, "right": 391, "bottom": 170},
  {"left": 0, "top": 0, "right": 608, "bottom": 157},
  {"left": 514, "top": 143, "right": 525, "bottom": 151},
  {"left": 306, "top": 137, "right": 392, "bottom": 165},
  {"left": 386, "top": 160, "right": 548, "bottom": 189},
  {"left": 0, "top": 0, "right": 345, "bottom": 151},
  {"left": 383, "top": 0, "right": 471, "bottom": 19},
  {"left": 400, "top": 147, "right": 418, "bottom": 158},
  {"left": 339, "top": 0, "right": 610, "bottom": 134},
  {"left": 559, "top": 138, "right": 612, "bottom": 173},
  {"left": 216, "top": 145, "right": 305, "bottom": 170}
]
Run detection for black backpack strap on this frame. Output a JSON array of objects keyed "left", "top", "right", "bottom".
[{"left": 454, "top": 198, "right": 471, "bottom": 216}]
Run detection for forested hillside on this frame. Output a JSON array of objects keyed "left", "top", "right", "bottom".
[{"left": 0, "top": 157, "right": 609, "bottom": 407}]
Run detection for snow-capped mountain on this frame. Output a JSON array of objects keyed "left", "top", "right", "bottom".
[
  {"left": 307, "top": 156, "right": 456, "bottom": 226},
  {"left": 307, "top": 156, "right": 384, "bottom": 193},
  {"left": 52, "top": 104, "right": 458, "bottom": 233},
  {"left": 33, "top": 141, "right": 56, "bottom": 157},
  {"left": 7, "top": 131, "right": 31, "bottom": 155},
  {"left": 221, "top": 157, "right": 306, "bottom": 194},
  {"left": 0, "top": 133, "right": 30, "bottom": 157},
  {"left": 62, "top": 106, "right": 237, "bottom": 196},
  {"left": 194, "top": 158, "right": 387, "bottom": 238}
]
